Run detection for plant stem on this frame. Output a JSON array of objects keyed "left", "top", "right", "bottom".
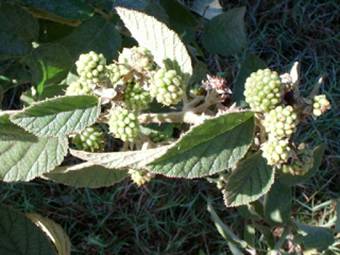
[{"left": 138, "top": 110, "right": 208, "bottom": 125}]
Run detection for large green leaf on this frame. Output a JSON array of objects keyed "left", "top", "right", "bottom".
[
  {"left": 116, "top": 7, "right": 193, "bottom": 75},
  {"left": 61, "top": 16, "right": 121, "bottom": 61},
  {"left": 11, "top": 95, "right": 100, "bottom": 137},
  {"left": 296, "top": 223, "right": 334, "bottom": 251},
  {"left": 0, "top": 116, "right": 68, "bottom": 182},
  {"left": 0, "top": 205, "right": 56, "bottom": 255},
  {"left": 233, "top": 54, "right": 266, "bottom": 105},
  {"left": 223, "top": 153, "right": 275, "bottom": 207},
  {"left": 202, "top": 7, "right": 247, "bottom": 56},
  {"left": 45, "top": 163, "right": 128, "bottom": 188},
  {"left": 264, "top": 181, "right": 292, "bottom": 224},
  {"left": 148, "top": 112, "right": 255, "bottom": 178},
  {"left": 0, "top": 3, "right": 38, "bottom": 59},
  {"left": 18, "top": 0, "right": 93, "bottom": 20}
]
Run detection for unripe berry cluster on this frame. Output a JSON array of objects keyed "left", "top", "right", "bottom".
[
  {"left": 75, "top": 51, "right": 106, "bottom": 84},
  {"left": 281, "top": 144, "right": 313, "bottom": 175},
  {"left": 244, "top": 69, "right": 282, "bottom": 112},
  {"left": 118, "top": 46, "right": 154, "bottom": 72},
  {"left": 124, "top": 82, "right": 152, "bottom": 110},
  {"left": 106, "top": 63, "right": 131, "bottom": 87},
  {"left": 128, "top": 169, "right": 154, "bottom": 186},
  {"left": 72, "top": 126, "right": 105, "bottom": 152},
  {"left": 150, "top": 68, "right": 184, "bottom": 106},
  {"left": 108, "top": 107, "right": 140, "bottom": 142},
  {"left": 312, "top": 94, "right": 331, "bottom": 117},
  {"left": 65, "top": 79, "right": 94, "bottom": 96},
  {"left": 261, "top": 138, "right": 291, "bottom": 166}
]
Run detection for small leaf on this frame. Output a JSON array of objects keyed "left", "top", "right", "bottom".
[
  {"left": 0, "top": 116, "right": 68, "bottom": 182},
  {"left": 11, "top": 95, "right": 100, "bottom": 137},
  {"left": 264, "top": 181, "right": 292, "bottom": 224},
  {"left": 202, "top": 7, "right": 247, "bottom": 56},
  {"left": 223, "top": 152, "right": 275, "bottom": 207},
  {"left": 0, "top": 205, "right": 56, "bottom": 255},
  {"left": 116, "top": 7, "right": 193, "bottom": 75},
  {"left": 70, "top": 146, "right": 170, "bottom": 170},
  {"left": 27, "top": 213, "right": 71, "bottom": 255},
  {"left": 148, "top": 112, "right": 255, "bottom": 178},
  {"left": 61, "top": 16, "right": 121, "bottom": 61},
  {"left": 279, "top": 145, "right": 325, "bottom": 186},
  {"left": 296, "top": 223, "right": 334, "bottom": 251},
  {"left": 45, "top": 163, "right": 128, "bottom": 188},
  {"left": 233, "top": 54, "right": 266, "bottom": 105}
]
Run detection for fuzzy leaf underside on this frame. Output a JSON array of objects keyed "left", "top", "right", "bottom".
[
  {"left": 116, "top": 7, "right": 193, "bottom": 75},
  {"left": 0, "top": 205, "right": 56, "bottom": 255},
  {"left": 147, "top": 112, "right": 255, "bottom": 178},
  {"left": 223, "top": 152, "right": 275, "bottom": 207},
  {"left": 0, "top": 116, "right": 68, "bottom": 182},
  {"left": 45, "top": 163, "right": 128, "bottom": 188},
  {"left": 11, "top": 95, "right": 100, "bottom": 137}
]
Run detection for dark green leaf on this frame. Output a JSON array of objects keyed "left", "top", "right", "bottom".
[
  {"left": 0, "top": 205, "right": 56, "bottom": 255},
  {"left": 223, "top": 152, "right": 275, "bottom": 207},
  {"left": 148, "top": 112, "right": 255, "bottom": 178},
  {"left": 0, "top": 31, "right": 32, "bottom": 60},
  {"left": 296, "top": 223, "right": 334, "bottom": 251},
  {"left": 202, "top": 7, "right": 247, "bottom": 56}
]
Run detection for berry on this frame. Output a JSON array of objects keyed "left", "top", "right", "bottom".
[
  {"left": 108, "top": 107, "right": 140, "bottom": 142},
  {"left": 124, "top": 82, "right": 152, "bottom": 110},
  {"left": 128, "top": 169, "right": 154, "bottom": 186},
  {"left": 65, "top": 79, "right": 94, "bottom": 96},
  {"left": 216, "top": 173, "right": 228, "bottom": 190},
  {"left": 75, "top": 51, "right": 106, "bottom": 84},
  {"left": 262, "top": 105, "right": 298, "bottom": 139},
  {"left": 118, "top": 46, "right": 154, "bottom": 72},
  {"left": 281, "top": 144, "right": 313, "bottom": 175},
  {"left": 150, "top": 68, "right": 184, "bottom": 106},
  {"left": 72, "top": 126, "right": 105, "bottom": 152},
  {"left": 313, "top": 94, "right": 331, "bottom": 117},
  {"left": 106, "top": 63, "right": 131, "bottom": 87},
  {"left": 244, "top": 69, "right": 282, "bottom": 112},
  {"left": 261, "top": 138, "right": 291, "bottom": 167}
]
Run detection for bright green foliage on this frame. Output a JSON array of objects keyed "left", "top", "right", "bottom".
[
  {"left": 124, "top": 82, "right": 152, "bottom": 110},
  {"left": 244, "top": 68, "right": 282, "bottom": 112},
  {"left": 106, "top": 63, "right": 131, "bottom": 87},
  {"left": 76, "top": 51, "right": 106, "bottom": 84},
  {"left": 72, "top": 126, "right": 105, "bottom": 152},
  {"left": 150, "top": 68, "right": 184, "bottom": 106},
  {"left": 262, "top": 105, "right": 298, "bottom": 139},
  {"left": 108, "top": 107, "right": 140, "bottom": 142},
  {"left": 313, "top": 94, "right": 331, "bottom": 117},
  {"left": 261, "top": 138, "right": 291, "bottom": 166},
  {"left": 65, "top": 78, "right": 94, "bottom": 96},
  {"left": 118, "top": 46, "right": 154, "bottom": 72},
  {"left": 281, "top": 144, "right": 314, "bottom": 176},
  {"left": 128, "top": 169, "right": 154, "bottom": 186}
]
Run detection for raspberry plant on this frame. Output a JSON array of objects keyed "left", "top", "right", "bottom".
[{"left": 0, "top": 3, "right": 336, "bottom": 255}]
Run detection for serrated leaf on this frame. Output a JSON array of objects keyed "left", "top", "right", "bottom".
[
  {"left": 148, "top": 112, "right": 255, "bottom": 178},
  {"left": 279, "top": 145, "right": 325, "bottom": 186},
  {"left": 202, "top": 7, "right": 247, "bottom": 56},
  {"left": 11, "top": 95, "right": 100, "bottom": 137},
  {"left": 70, "top": 146, "right": 170, "bottom": 170},
  {"left": 61, "top": 16, "right": 121, "bottom": 61},
  {"left": 223, "top": 152, "right": 275, "bottom": 207},
  {"left": 116, "top": 7, "right": 193, "bottom": 75},
  {"left": 0, "top": 205, "right": 56, "bottom": 255},
  {"left": 233, "top": 54, "right": 266, "bottom": 105},
  {"left": 0, "top": 116, "right": 68, "bottom": 182},
  {"left": 45, "top": 163, "right": 128, "bottom": 188},
  {"left": 296, "top": 223, "right": 334, "bottom": 251},
  {"left": 18, "top": 0, "right": 93, "bottom": 20},
  {"left": 27, "top": 213, "right": 71, "bottom": 255},
  {"left": 264, "top": 181, "right": 292, "bottom": 224}
]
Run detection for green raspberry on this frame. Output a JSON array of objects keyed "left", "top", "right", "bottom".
[
  {"left": 106, "top": 63, "right": 131, "bottom": 87},
  {"left": 76, "top": 51, "right": 106, "bottom": 84},
  {"left": 118, "top": 46, "right": 154, "bottom": 72},
  {"left": 128, "top": 169, "right": 154, "bottom": 186},
  {"left": 150, "top": 68, "right": 184, "bottom": 106},
  {"left": 281, "top": 144, "right": 313, "bottom": 175},
  {"left": 244, "top": 68, "right": 282, "bottom": 112},
  {"left": 261, "top": 138, "right": 291, "bottom": 167},
  {"left": 65, "top": 78, "right": 94, "bottom": 96},
  {"left": 108, "top": 107, "right": 140, "bottom": 142},
  {"left": 262, "top": 105, "right": 298, "bottom": 139},
  {"left": 312, "top": 94, "right": 331, "bottom": 117},
  {"left": 124, "top": 82, "right": 152, "bottom": 110},
  {"left": 72, "top": 126, "right": 105, "bottom": 152}
]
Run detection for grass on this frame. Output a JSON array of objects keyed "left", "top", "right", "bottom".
[{"left": 1, "top": 0, "right": 339, "bottom": 254}]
